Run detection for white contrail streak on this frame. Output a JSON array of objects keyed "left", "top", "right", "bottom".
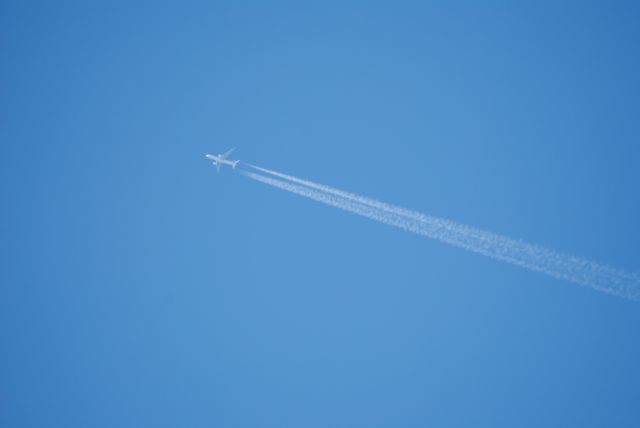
[{"left": 240, "top": 168, "right": 640, "bottom": 301}]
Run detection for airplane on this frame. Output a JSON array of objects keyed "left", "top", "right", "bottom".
[{"left": 205, "top": 148, "right": 240, "bottom": 173}]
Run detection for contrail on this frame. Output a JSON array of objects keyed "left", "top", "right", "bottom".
[
  {"left": 240, "top": 168, "right": 640, "bottom": 301},
  {"left": 247, "top": 164, "right": 544, "bottom": 250}
]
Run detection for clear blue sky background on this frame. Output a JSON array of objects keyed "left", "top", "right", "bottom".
[{"left": 2, "top": 2, "right": 640, "bottom": 427}]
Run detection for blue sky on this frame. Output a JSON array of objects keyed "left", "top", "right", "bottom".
[{"left": 2, "top": 1, "right": 640, "bottom": 427}]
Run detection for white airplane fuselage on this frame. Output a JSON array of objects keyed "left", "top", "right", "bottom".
[{"left": 205, "top": 151, "right": 239, "bottom": 173}]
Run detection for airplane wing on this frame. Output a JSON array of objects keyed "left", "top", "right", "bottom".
[
  {"left": 216, "top": 163, "right": 221, "bottom": 174},
  {"left": 220, "top": 148, "right": 236, "bottom": 159}
]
